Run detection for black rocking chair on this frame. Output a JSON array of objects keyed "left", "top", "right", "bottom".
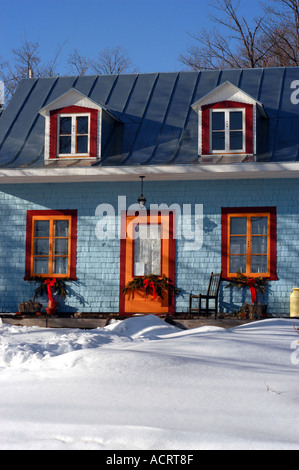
[{"left": 189, "top": 272, "right": 222, "bottom": 317}]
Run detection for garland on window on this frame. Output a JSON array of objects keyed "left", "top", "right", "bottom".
[
  {"left": 122, "top": 274, "right": 180, "bottom": 300},
  {"left": 225, "top": 271, "right": 268, "bottom": 302},
  {"left": 27, "top": 277, "right": 70, "bottom": 300}
]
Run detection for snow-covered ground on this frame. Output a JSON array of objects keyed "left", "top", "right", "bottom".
[{"left": 0, "top": 315, "right": 298, "bottom": 450}]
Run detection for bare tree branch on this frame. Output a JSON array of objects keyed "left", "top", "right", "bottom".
[
  {"left": 179, "top": 0, "right": 299, "bottom": 70},
  {"left": 90, "top": 46, "right": 137, "bottom": 75},
  {"left": 68, "top": 49, "right": 91, "bottom": 76}
]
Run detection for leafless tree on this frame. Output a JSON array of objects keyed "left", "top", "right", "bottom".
[
  {"left": 68, "top": 49, "right": 91, "bottom": 76},
  {"left": 262, "top": 0, "right": 299, "bottom": 66},
  {"left": 179, "top": 0, "right": 299, "bottom": 70},
  {"left": 90, "top": 46, "right": 137, "bottom": 75},
  {"left": 1, "top": 40, "right": 64, "bottom": 100}
]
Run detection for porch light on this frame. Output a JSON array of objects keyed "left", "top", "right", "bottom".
[{"left": 137, "top": 176, "right": 147, "bottom": 208}]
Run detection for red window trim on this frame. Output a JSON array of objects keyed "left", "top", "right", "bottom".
[
  {"left": 202, "top": 100, "right": 253, "bottom": 155},
  {"left": 49, "top": 105, "right": 98, "bottom": 159},
  {"left": 25, "top": 210, "right": 77, "bottom": 280},
  {"left": 221, "top": 206, "right": 277, "bottom": 281}
]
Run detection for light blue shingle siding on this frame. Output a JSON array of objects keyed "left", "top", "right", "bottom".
[{"left": 0, "top": 178, "right": 298, "bottom": 315}]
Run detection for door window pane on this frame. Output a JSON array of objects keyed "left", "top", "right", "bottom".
[
  {"left": 134, "top": 224, "right": 161, "bottom": 276},
  {"left": 54, "top": 220, "right": 69, "bottom": 237},
  {"left": 230, "top": 236, "right": 247, "bottom": 254},
  {"left": 54, "top": 238, "right": 68, "bottom": 256},
  {"left": 34, "top": 238, "right": 49, "bottom": 256},
  {"left": 230, "top": 217, "right": 247, "bottom": 235},
  {"left": 251, "top": 236, "right": 268, "bottom": 254},
  {"left": 33, "top": 257, "right": 49, "bottom": 274},
  {"left": 34, "top": 220, "right": 49, "bottom": 237},
  {"left": 53, "top": 257, "right": 68, "bottom": 274},
  {"left": 77, "top": 116, "right": 88, "bottom": 134},
  {"left": 59, "top": 136, "right": 71, "bottom": 154},
  {"left": 229, "top": 255, "right": 246, "bottom": 273},
  {"left": 76, "top": 135, "right": 88, "bottom": 153},
  {"left": 251, "top": 255, "right": 267, "bottom": 273},
  {"left": 230, "top": 111, "right": 243, "bottom": 130},
  {"left": 251, "top": 217, "right": 268, "bottom": 235},
  {"left": 212, "top": 132, "right": 225, "bottom": 150},
  {"left": 230, "top": 131, "right": 243, "bottom": 150},
  {"left": 59, "top": 116, "right": 71, "bottom": 135},
  {"left": 212, "top": 112, "right": 225, "bottom": 130}
]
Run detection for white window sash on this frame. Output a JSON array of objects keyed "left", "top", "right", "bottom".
[
  {"left": 210, "top": 108, "right": 245, "bottom": 154},
  {"left": 57, "top": 113, "right": 90, "bottom": 157}
]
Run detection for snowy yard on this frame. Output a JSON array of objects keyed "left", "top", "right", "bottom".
[{"left": 0, "top": 315, "right": 298, "bottom": 450}]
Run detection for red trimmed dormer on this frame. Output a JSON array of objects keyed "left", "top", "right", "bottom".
[
  {"left": 192, "top": 81, "right": 268, "bottom": 163},
  {"left": 39, "top": 88, "right": 121, "bottom": 162}
]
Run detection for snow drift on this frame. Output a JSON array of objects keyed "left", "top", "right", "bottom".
[{"left": 0, "top": 315, "right": 298, "bottom": 450}]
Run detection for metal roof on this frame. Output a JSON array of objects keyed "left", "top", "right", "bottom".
[{"left": 0, "top": 67, "right": 298, "bottom": 168}]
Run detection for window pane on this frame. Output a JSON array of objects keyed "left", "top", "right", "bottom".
[
  {"left": 229, "top": 255, "right": 246, "bottom": 273},
  {"left": 212, "top": 131, "right": 225, "bottom": 150},
  {"left": 134, "top": 224, "right": 161, "bottom": 276},
  {"left": 54, "top": 220, "right": 69, "bottom": 237},
  {"left": 230, "top": 111, "right": 243, "bottom": 130},
  {"left": 212, "top": 112, "right": 225, "bottom": 130},
  {"left": 76, "top": 135, "right": 88, "bottom": 153},
  {"left": 230, "top": 217, "right": 247, "bottom": 235},
  {"left": 251, "top": 255, "right": 267, "bottom": 273},
  {"left": 251, "top": 217, "right": 268, "bottom": 235},
  {"left": 54, "top": 239, "right": 68, "bottom": 256},
  {"left": 34, "top": 238, "right": 49, "bottom": 256},
  {"left": 59, "top": 117, "right": 71, "bottom": 135},
  {"left": 251, "top": 236, "right": 268, "bottom": 254},
  {"left": 33, "top": 257, "right": 49, "bottom": 275},
  {"left": 230, "top": 131, "right": 243, "bottom": 150},
  {"left": 230, "top": 236, "right": 247, "bottom": 254},
  {"left": 77, "top": 116, "right": 88, "bottom": 134},
  {"left": 59, "top": 136, "right": 71, "bottom": 154},
  {"left": 53, "top": 257, "right": 68, "bottom": 274},
  {"left": 34, "top": 220, "right": 49, "bottom": 237}
]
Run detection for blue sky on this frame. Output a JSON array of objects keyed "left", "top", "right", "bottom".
[{"left": 0, "top": 0, "right": 265, "bottom": 74}]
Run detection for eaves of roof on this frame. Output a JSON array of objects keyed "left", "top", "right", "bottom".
[{"left": 0, "top": 161, "right": 298, "bottom": 184}]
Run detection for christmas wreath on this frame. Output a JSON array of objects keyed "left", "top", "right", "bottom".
[{"left": 122, "top": 274, "right": 180, "bottom": 300}]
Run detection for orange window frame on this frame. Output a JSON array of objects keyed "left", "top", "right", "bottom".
[
  {"left": 25, "top": 210, "right": 77, "bottom": 280},
  {"left": 221, "top": 207, "right": 277, "bottom": 280}
]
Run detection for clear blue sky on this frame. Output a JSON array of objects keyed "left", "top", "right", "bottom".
[{"left": 0, "top": 0, "right": 265, "bottom": 74}]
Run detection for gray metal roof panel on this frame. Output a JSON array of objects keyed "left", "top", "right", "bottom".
[
  {"left": 126, "top": 73, "right": 179, "bottom": 165},
  {"left": 148, "top": 72, "right": 199, "bottom": 165},
  {"left": 238, "top": 68, "right": 264, "bottom": 101}
]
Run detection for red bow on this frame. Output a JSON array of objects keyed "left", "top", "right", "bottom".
[
  {"left": 246, "top": 278, "right": 257, "bottom": 303},
  {"left": 44, "top": 278, "right": 56, "bottom": 302},
  {"left": 143, "top": 279, "right": 157, "bottom": 301}
]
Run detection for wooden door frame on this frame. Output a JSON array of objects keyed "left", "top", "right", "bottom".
[{"left": 119, "top": 210, "right": 175, "bottom": 315}]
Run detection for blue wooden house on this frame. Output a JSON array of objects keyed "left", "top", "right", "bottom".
[{"left": 0, "top": 67, "right": 298, "bottom": 316}]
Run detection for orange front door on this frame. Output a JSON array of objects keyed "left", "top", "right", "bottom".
[{"left": 119, "top": 211, "right": 175, "bottom": 315}]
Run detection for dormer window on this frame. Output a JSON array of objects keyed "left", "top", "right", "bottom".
[
  {"left": 39, "top": 88, "right": 123, "bottom": 162},
  {"left": 211, "top": 108, "right": 245, "bottom": 153},
  {"left": 202, "top": 101, "right": 253, "bottom": 156},
  {"left": 50, "top": 106, "right": 98, "bottom": 159},
  {"left": 58, "top": 113, "right": 90, "bottom": 157},
  {"left": 191, "top": 81, "right": 267, "bottom": 161}
]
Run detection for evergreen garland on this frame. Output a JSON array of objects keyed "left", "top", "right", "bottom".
[
  {"left": 122, "top": 274, "right": 180, "bottom": 299},
  {"left": 225, "top": 271, "right": 268, "bottom": 298},
  {"left": 27, "top": 277, "right": 69, "bottom": 300}
]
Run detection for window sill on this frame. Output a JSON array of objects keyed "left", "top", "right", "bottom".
[{"left": 199, "top": 154, "right": 254, "bottom": 164}]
